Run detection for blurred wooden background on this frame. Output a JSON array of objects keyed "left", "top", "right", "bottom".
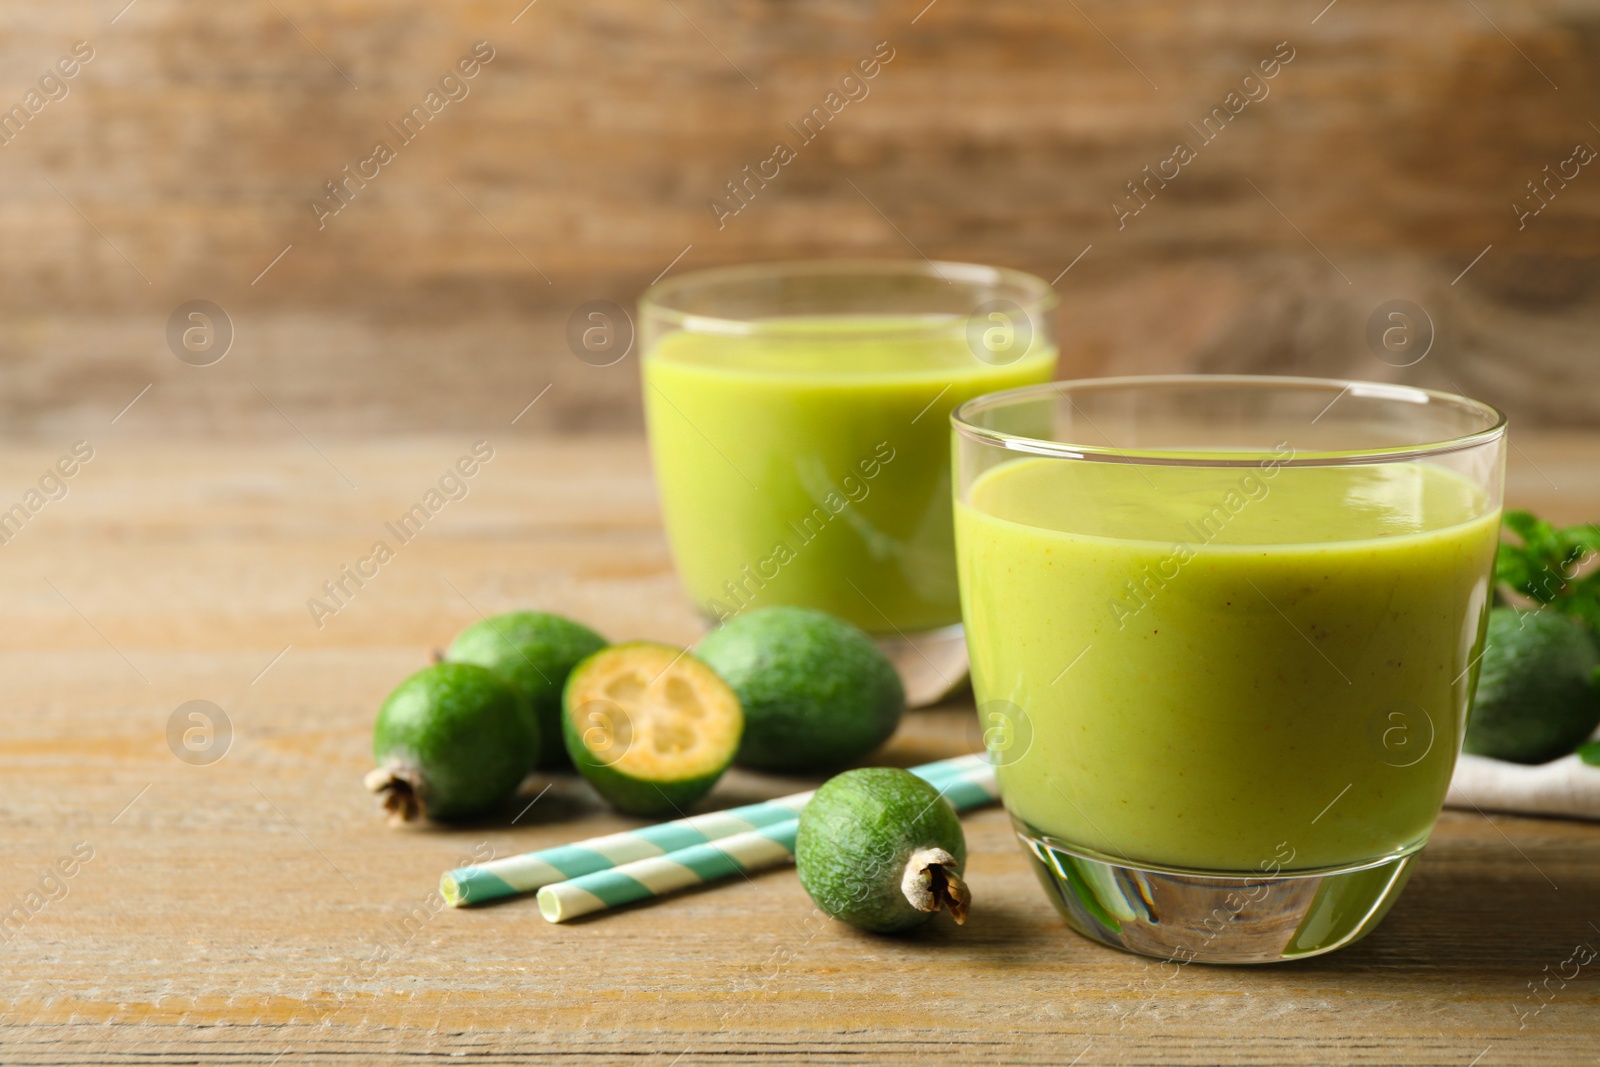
[{"left": 1, "top": 0, "right": 1598, "bottom": 440}]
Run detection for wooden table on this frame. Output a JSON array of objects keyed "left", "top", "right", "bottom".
[{"left": 2, "top": 432, "right": 1596, "bottom": 1065}]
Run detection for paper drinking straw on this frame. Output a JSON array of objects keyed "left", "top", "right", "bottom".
[
  {"left": 441, "top": 753, "right": 991, "bottom": 906},
  {"left": 535, "top": 758, "right": 1000, "bottom": 923}
]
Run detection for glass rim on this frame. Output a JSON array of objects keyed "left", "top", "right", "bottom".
[
  {"left": 952, "top": 374, "right": 1508, "bottom": 468},
  {"left": 638, "top": 258, "right": 1058, "bottom": 338}
]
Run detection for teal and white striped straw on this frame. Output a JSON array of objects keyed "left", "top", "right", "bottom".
[
  {"left": 441, "top": 753, "right": 992, "bottom": 907},
  {"left": 535, "top": 756, "right": 999, "bottom": 922}
]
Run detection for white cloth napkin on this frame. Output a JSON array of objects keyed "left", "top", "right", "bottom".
[{"left": 1446, "top": 753, "right": 1600, "bottom": 821}]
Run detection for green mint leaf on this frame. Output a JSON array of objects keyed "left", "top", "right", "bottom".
[
  {"left": 1578, "top": 740, "right": 1600, "bottom": 767},
  {"left": 1560, "top": 522, "right": 1600, "bottom": 558},
  {"left": 1571, "top": 599, "right": 1600, "bottom": 636},
  {"left": 1496, "top": 511, "right": 1600, "bottom": 630},
  {"left": 1501, "top": 510, "right": 1543, "bottom": 542},
  {"left": 1494, "top": 551, "right": 1529, "bottom": 590}
]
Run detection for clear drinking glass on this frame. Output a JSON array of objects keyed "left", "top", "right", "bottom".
[
  {"left": 952, "top": 376, "right": 1506, "bottom": 963},
  {"left": 641, "top": 260, "right": 1057, "bottom": 701}
]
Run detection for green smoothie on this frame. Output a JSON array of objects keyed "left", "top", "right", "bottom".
[
  {"left": 645, "top": 319, "right": 1055, "bottom": 632},
  {"left": 956, "top": 456, "right": 1500, "bottom": 872}
]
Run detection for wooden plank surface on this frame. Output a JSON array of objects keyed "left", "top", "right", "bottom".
[
  {"left": 0, "top": 431, "right": 1597, "bottom": 1063},
  {"left": 2, "top": 1, "right": 1600, "bottom": 437}
]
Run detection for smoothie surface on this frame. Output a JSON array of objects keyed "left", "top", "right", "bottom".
[
  {"left": 648, "top": 315, "right": 1026, "bottom": 378},
  {"left": 969, "top": 454, "right": 1489, "bottom": 545}
]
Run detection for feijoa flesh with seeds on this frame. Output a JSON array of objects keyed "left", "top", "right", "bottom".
[{"left": 562, "top": 642, "right": 743, "bottom": 817}]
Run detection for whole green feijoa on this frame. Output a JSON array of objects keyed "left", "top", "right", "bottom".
[
  {"left": 1463, "top": 606, "right": 1600, "bottom": 764},
  {"left": 796, "top": 767, "right": 969, "bottom": 934},
  {"left": 696, "top": 606, "right": 904, "bottom": 774},
  {"left": 447, "top": 611, "right": 607, "bottom": 770},
  {"left": 366, "top": 663, "right": 535, "bottom": 823}
]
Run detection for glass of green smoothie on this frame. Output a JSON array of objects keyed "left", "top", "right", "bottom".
[
  {"left": 953, "top": 376, "right": 1506, "bottom": 963},
  {"left": 641, "top": 261, "right": 1056, "bottom": 701}
]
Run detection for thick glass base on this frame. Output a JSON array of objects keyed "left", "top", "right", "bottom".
[
  {"left": 875, "top": 622, "right": 969, "bottom": 708},
  {"left": 1018, "top": 824, "right": 1420, "bottom": 964}
]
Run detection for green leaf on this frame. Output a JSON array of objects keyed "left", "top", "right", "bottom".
[
  {"left": 1567, "top": 578, "right": 1600, "bottom": 626},
  {"left": 1494, "top": 548, "right": 1527, "bottom": 585},
  {"left": 1560, "top": 521, "right": 1600, "bottom": 558},
  {"left": 1501, "top": 510, "right": 1543, "bottom": 542},
  {"left": 1496, "top": 511, "right": 1600, "bottom": 615},
  {"left": 1577, "top": 740, "right": 1600, "bottom": 767}
]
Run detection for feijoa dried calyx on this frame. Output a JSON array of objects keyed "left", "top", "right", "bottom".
[{"left": 796, "top": 767, "right": 970, "bottom": 933}]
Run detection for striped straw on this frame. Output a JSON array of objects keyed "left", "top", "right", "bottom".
[
  {"left": 441, "top": 753, "right": 991, "bottom": 907},
  {"left": 535, "top": 756, "right": 999, "bottom": 923}
]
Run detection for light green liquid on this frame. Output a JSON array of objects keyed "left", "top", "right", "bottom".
[
  {"left": 956, "top": 458, "right": 1499, "bottom": 871},
  {"left": 644, "top": 320, "right": 1055, "bottom": 632}
]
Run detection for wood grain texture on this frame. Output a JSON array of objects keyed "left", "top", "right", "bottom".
[
  {"left": 0, "top": 433, "right": 1595, "bottom": 1065},
  {"left": 1, "top": 1, "right": 1598, "bottom": 438}
]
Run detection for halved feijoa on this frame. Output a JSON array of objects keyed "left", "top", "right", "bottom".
[{"left": 562, "top": 642, "right": 742, "bottom": 817}]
